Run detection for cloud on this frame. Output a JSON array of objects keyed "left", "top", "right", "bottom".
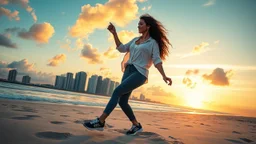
[
  {"left": 80, "top": 44, "right": 103, "bottom": 64},
  {"left": 104, "top": 47, "right": 120, "bottom": 59},
  {"left": 0, "top": 33, "right": 17, "bottom": 48},
  {"left": 183, "top": 77, "right": 197, "bottom": 89},
  {"left": 1, "top": 0, "right": 37, "bottom": 22},
  {"left": 69, "top": 0, "right": 138, "bottom": 38},
  {"left": 181, "top": 42, "right": 210, "bottom": 58},
  {"left": 18, "top": 22, "right": 55, "bottom": 43},
  {"left": 0, "top": 59, "right": 55, "bottom": 84},
  {"left": 185, "top": 69, "right": 199, "bottom": 75},
  {"left": 5, "top": 27, "right": 22, "bottom": 33},
  {"left": 99, "top": 67, "right": 112, "bottom": 77},
  {"left": 141, "top": 5, "right": 152, "bottom": 11},
  {"left": 147, "top": 5, "right": 152, "bottom": 10},
  {"left": 182, "top": 69, "right": 199, "bottom": 89},
  {"left": 47, "top": 54, "right": 66, "bottom": 67},
  {"left": 202, "top": 68, "right": 233, "bottom": 86},
  {"left": 58, "top": 38, "right": 72, "bottom": 51},
  {"left": 192, "top": 42, "right": 209, "bottom": 53},
  {"left": 58, "top": 38, "right": 84, "bottom": 52},
  {"left": 147, "top": 85, "right": 175, "bottom": 97},
  {"left": 0, "top": 7, "right": 20, "bottom": 21},
  {"left": 203, "top": 0, "right": 215, "bottom": 7}
]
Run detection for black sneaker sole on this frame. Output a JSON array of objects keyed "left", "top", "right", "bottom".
[
  {"left": 83, "top": 123, "right": 104, "bottom": 131},
  {"left": 127, "top": 128, "right": 143, "bottom": 135}
]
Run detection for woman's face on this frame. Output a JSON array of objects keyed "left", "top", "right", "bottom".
[{"left": 138, "top": 19, "right": 149, "bottom": 34}]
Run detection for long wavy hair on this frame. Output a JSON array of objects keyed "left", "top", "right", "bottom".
[{"left": 140, "top": 14, "right": 171, "bottom": 60}]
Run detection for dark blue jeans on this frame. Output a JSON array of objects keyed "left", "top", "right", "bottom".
[{"left": 103, "top": 64, "right": 147, "bottom": 121}]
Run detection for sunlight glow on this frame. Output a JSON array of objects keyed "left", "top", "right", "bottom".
[{"left": 184, "top": 89, "right": 205, "bottom": 109}]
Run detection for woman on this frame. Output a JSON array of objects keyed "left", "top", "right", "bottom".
[{"left": 84, "top": 14, "right": 172, "bottom": 135}]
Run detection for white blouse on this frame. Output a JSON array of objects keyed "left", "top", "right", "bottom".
[{"left": 117, "top": 37, "right": 162, "bottom": 83}]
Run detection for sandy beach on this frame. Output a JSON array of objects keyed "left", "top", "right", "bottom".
[{"left": 0, "top": 99, "right": 255, "bottom": 144}]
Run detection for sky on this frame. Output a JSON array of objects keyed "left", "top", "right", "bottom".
[{"left": 0, "top": 0, "right": 255, "bottom": 117}]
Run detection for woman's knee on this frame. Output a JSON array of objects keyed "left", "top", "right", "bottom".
[
  {"left": 112, "top": 86, "right": 124, "bottom": 96},
  {"left": 118, "top": 100, "right": 128, "bottom": 107}
]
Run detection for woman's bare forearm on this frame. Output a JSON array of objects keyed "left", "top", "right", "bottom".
[
  {"left": 112, "top": 32, "right": 121, "bottom": 48},
  {"left": 155, "top": 62, "right": 166, "bottom": 78}
]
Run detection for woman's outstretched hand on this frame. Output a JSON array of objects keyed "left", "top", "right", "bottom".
[
  {"left": 107, "top": 22, "right": 116, "bottom": 34},
  {"left": 163, "top": 76, "right": 172, "bottom": 86}
]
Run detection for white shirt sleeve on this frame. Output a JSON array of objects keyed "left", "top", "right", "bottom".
[
  {"left": 152, "top": 41, "right": 162, "bottom": 66},
  {"left": 116, "top": 37, "right": 137, "bottom": 53}
]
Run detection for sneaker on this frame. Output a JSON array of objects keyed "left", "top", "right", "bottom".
[
  {"left": 126, "top": 123, "right": 143, "bottom": 135},
  {"left": 83, "top": 118, "right": 105, "bottom": 131}
]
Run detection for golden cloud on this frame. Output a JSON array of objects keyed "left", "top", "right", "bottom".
[
  {"left": 183, "top": 69, "right": 199, "bottom": 88},
  {"left": 81, "top": 44, "right": 103, "bottom": 64},
  {"left": 182, "top": 77, "right": 197, "bottom": 89},
  {"left": 1, "top": 0, "right": 37, "bottom": 22},
  {"left": 0, "top": 7, "right": 20, "bottom": 21},
  {"left": 192, "top": 42, "right": 209, "bottom": 53},
  {"left": 202, "top": 68, "right": 233, "bottom": 86},
  {"left": 99, "top": 67, "right": 112, "bottom": 77},
  {"left": 18, "top": 22, "right": 55, "bottom": 43},
  {"left": 69, "top": 0, "right": 138, "bottom": 38},
  {"left": 47, "top": 54, "right": 66, "bottom": 67},
  {"left": 185, "top": 69, "right": 199, "bottom": 75},
  {"left": 104, "top": 47, "right": 120, "bottom": 59}
]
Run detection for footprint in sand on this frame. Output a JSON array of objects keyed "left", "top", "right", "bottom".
[
  {"left": 206, "top": 129, "right": 219, "bottom": 133},
  {"left": 11, "top": 115, "right": 40, "bottom": 120},
  {"left": 169, "top": 136, "right": 184, "bottom": 144},
  {"left": 184, "top": 125, "right": 193, "bottom": 127},
  {"left": 12, "top": 107, "right": 37, "bottom": 113},
  {"left": 232, "top": 131, "right": 241, "bottom": 134},
  {"left": 225, "top": 139, "right": 244, "bottom": 144},
  {"left": 159, "top": 127, "right": 169, "bottom": 130},
  {"left": 60, "top": 115, "right": 69, "bottom": 117},
  {"left": 35, "top": 131, "right": 72, "bottom": 140},
  {"left": 105, "top": 124, "right": 114, "bottom": 128},
  {"left": 11, "top": 105, "right": 18, "bottom": 108},
  {"left": 77, "top": 112, "right": 85, "bottom": 115},
  {"left": 50, "top": 121, "right": 65, "bottom": 124},
  {"left": 239, "top": 138, "right": 254, "bottom": 143}
]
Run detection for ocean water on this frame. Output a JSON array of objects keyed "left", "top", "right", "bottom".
[{"left": 0, "top": 82, "right": 222, "bottom": 114}]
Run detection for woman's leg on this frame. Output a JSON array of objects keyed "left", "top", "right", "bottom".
[
  {"left": 118, "top": 92, "right": 140, "bottom": 126},
  {"left": 99, "top": 71, "right": 146, "bottom": 122}
]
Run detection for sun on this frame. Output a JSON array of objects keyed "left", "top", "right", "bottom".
[{"left": 184, "top": 90, "right": 205, "bottom": 109}]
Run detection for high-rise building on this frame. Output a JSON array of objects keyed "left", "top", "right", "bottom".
[
  {"left": 108, "top": 80, "right": 115, "bottom": 96},
  {"left": 74, "top": 71, "right": 87, "bottom": 92},
  {"left": 95, "top": 76, "right": 102, "bottom": 94},
  {"left": 64, "top": 72, "right": 73, "bottom": 90},
  {"left": 102, "top": 78, "right": 111, "bottom": 95},
  {"left": 140, "top": 93, "right": 145, "bottom": 100},
  {"left": 55, "top": 75, "right": 65, "bottom": 89},
  {"left": 8, "top": 69, "right": 17, "bottom": 82},
  {"left": 87, "top": 75, "right": 98, "bottom": 94},
  {"left": 22, "top": 75, "right": 31, "bottom": 84}
]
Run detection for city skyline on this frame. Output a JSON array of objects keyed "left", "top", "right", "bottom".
[{"left": 0, "top": 0, "right": 255, "bottom": 117}]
